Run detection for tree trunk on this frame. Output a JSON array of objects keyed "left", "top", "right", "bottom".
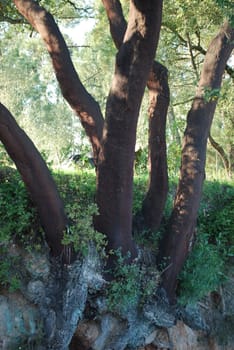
[
  {"left": 142, "top": 62, "right": 169, "bottom": 231},
  {"left": 102, "top": 0, "right": 169, "bottom": 235},
  {"left": 95, "top": 0, "right": 163, "bottom": 257},
  {"left": 0, "top": 103, "right": 70, "bottom": 262},
  {"left": 158, "top": 22, "right": 234, "bottom": 302}
]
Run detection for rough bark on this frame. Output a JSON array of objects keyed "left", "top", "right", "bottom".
[
  {"left": 158, "top": 22, "right": 234, "bottom": 302},
  {"left": 0, "top": 103, "right": 69, "bottom": 261},
  {"left": 13, "top": 0, "right": 104, "bottom": 163},
  {"left": 95, "top": 0, "right": 163, "bottom": 257},
  {"left": 102, "top": 0, "right": 169, "bottom": 233}
]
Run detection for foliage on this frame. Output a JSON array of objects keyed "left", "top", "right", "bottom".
[
  {"left": 0, "top": 29, "right": 79, "bottom": 167},
  {"left": 107, "top": 251, "right": 141, "bottom": 313},
  {"left": 54, "top": 169, "right": 106, "bottom": 256},
  {"left": 178, "top": 233, "right": 225, "bottom": 305},
  {"left": 107, "top": 250, "right": 160, "bottom": 313},
  {"left": 199, "top": 181, "right": 234, "bottom": 258},
  {"left": 54, "top": 169, "right": 96, "bottom": 206},
  {"left": 132, "top": 173, "right": 148, "bottom": 214},
  {"left": 178, "top": 180, "right": 234, "bottom": 304},
  {"left": 203, "top": 87, "right": 221, "bottom": 102},
  {"left": 0, "top": 170, "right": 36, "bottom": 244},
  {"left": 62, "top": 202, "right": 106, "bottom": 257},
  {"left": 0, "top": 170, "right": 39, "bottom": 291}
]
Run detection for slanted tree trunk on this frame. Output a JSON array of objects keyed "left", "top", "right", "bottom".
[
  {"left": 102, "top": 0, "right": 169, "bottom": 234},
  {"left": 158, "top": 22, "right": 234, "bottom": 302},
  {"left": 13, "top": 0, "right": 104, "bottom": 164},
  {"left": 0, "top": 103, "right": 69, "bottom": 261},
  {"left": 95, "top": 0, "right": 163, "bottom": 257}
]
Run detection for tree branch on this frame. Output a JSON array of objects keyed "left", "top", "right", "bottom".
[
  {"left": 0, "top": 102, "right": 71, "bottom": 263},
  {"left": 186, "top": 32, "right": 199, "bottom": 80},
  {"left": 13, "top": 0, "right": 104, "bottom": 161},
  {"left": 164, "top": 23, "right": 234, "bottom": 79},
  {"left": 209, "top": 132, "right": 230, "bottom": 176}
]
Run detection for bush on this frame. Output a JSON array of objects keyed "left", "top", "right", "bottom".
[
  {"left": 107, "top": 250, "right": 160, "bottom": 313},
  {"left": 178, "top": 180, "right": 234, "bottom": 304},
  {"left": 0, "top": 170, "right": 37, "bottom": 291},
  {"left": 178, "top": 233, "right": 225, "bottom": 305}
]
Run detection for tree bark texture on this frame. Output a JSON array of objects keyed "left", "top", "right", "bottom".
[
  {"left": 0, "top": 103, "right": 69, "bottom": 261},
  {"left": 142, "top": 62, "right": 169, "bottom": 231},
  {"left": 13, "top": 0, "right": 164, "bottom": 258},
  {"left": 102, "top": 0, "right": 169, "bottom": 234},
  {"left": 95, "top": 0, "right": 163, "bottom": 257},
  {"left": 158, "top": 22, "right": 234, "bottom": 302},
  {"left": 13, "top": 0, "right": 104, "bottom": 163}
]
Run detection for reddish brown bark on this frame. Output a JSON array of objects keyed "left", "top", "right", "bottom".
[
  {"left": 142, "top": 62, "right": 169, "bottom": 231},
  {"left": 158, "top": 22, "right": 234, "bottom": 302},
  {"left": 0, "top": 103, "right": 69, "bottom": 261},
  {"left": 102, "top": 0, "right": 169, "bottom": 233},
  {"left": 13, "top": 0, "right": 104, "bottom": 163},
  {"left": 95, "top": 0, "right": 163, "bottom": 257}
]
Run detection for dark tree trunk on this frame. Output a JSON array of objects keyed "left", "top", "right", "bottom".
[
  {"left": 0, "top": 103, "right": 69, "bottom": 262},
  {"left": 95, "top": 0, "right": 163, "bottom": 257},
  {"left": 142, "top": 62, "right": 169, "bottom": 231},
  {"left": 15, "top": 0, "right": 164, "bottom": 258},
  {"left": 102, "top": 0, "right": 169, "bottom": 234},
  {"left": 158, "top": 22, "right": 234, "bottom": 302}
]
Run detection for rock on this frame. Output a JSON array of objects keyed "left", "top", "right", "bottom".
[
  {"left": 0, "top": 292, "right": 41, "bottom": 349},
  {"left": 70, "top": 320, "right": 100, "bottom": 350}
]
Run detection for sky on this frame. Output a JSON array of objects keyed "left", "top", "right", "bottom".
[{"left": 62, "top": 18, "right": 95, "bottom": 46}]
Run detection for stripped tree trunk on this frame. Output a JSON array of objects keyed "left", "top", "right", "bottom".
[
  {"left": 95, "top": 0, "right": 163, "bottom": 257},
  {"left": 102, "top": 0, "right": 169, "bottom": 234},
  {"left": 0, "top": 103, "right": 69, "bottom": 261},
  {"left": 142, "top": 62, "right": 169, "bottom": 231},
  {"left": 158, "top": 22, "right": 234, "bottom": 302},
  {"left": 13, "top": 0, "right": 104, "bottom": 164}
]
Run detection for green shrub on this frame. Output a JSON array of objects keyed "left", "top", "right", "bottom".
[
  {"left": 178, "top": 233, "right": 225, "bottom": 305},
  {"left": 107, "top": 251, "right": 141, "bottom": 313},
  {"left": 0, "top": 172, "right": 35, "bottom": 243},
  {"left": 107, "top": 250, "right": 159, "bottom": 313},
  {"left": 199, "top": 181, "right": 234, "bottom": 259},
  {"left": 178, "top": 181, "right": 234, "bottom": 305},
  {"left": 0, "top": 171, "right": 37, "bottom": 291},
  {"left": 62, "top": 202, "right": 106, "bottom": 257}
]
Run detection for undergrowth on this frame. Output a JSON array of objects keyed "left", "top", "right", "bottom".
[
  {"left": 106, "top": 250, "right": 160, "bottom": 314},
  {"left": 0, "top": 166, "right": 233, "bottom": 307},
  {"left": 178, "top": 180, "right": 234, "bottom": 304}
]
